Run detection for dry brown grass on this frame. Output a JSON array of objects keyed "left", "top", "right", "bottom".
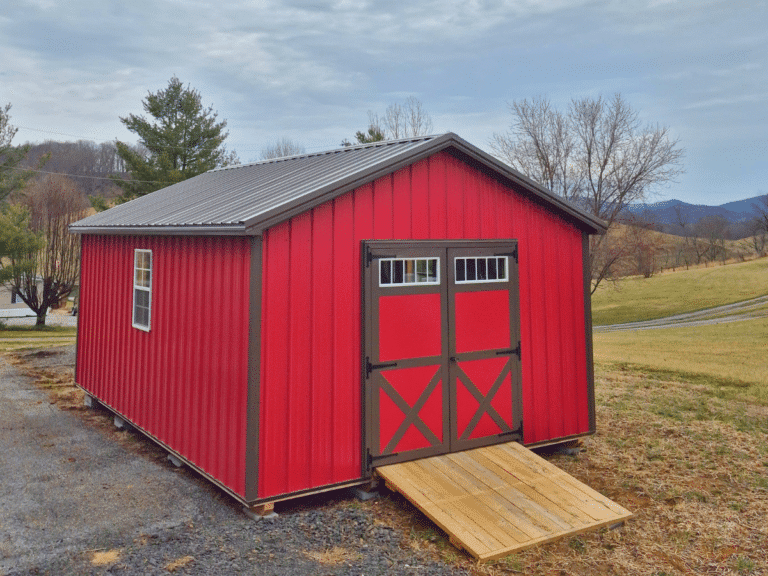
[
  {"left": 90, "top": 549, "right": 120, "bottom": 566},
  {"left": 164, "top": 555, "right": 195, "bottom": 572},
  {"left": 373, "top": 366, "right": 768, "bottom": 575},
  {"left": 302, "top": 546, "right": 363, "bottom": 565}
]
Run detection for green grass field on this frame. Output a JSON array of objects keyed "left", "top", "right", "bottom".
[
  {"left": 592, "top": 257, "right": 768, "bottom": 326},
  {"left": 594, "top": 316, "right": 768, "bottom": 404},
  {"left": 0, "top": 325, "right": 77, "bottom": 352}
]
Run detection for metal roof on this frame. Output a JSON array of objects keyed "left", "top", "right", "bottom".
[{"left": 70, "top": 133, "right": 607, "bottom": 235}]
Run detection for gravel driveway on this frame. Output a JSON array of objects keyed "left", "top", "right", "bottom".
[
  {"left": 0, "top": 347, "right": 471, "bottom": 576},
  {"left": 594, "top": 294, "right": 768, "bottom": 332}
]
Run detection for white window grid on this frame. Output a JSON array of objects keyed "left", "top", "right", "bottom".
[
  {"left": 454, "top": 256, "right": 508, "bottom": 284},
  {"left": 379, "top": 257, "right": 440, "bottom": 287},
  {"left": 132, "top": 249, "right": 152, "bottom": 331}
]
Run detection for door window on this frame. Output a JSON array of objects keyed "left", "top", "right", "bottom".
[{"left": 455, "top": 256, "right": 507, "bottom": 284}]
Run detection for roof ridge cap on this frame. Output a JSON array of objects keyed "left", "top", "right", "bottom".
[{"left": 209, "top": 133, "right": 446, "bottom": 173}]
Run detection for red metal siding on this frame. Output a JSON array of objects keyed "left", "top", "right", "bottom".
[
  {"left": 259, "top": 151, "right": 589, "bottom": 498},
  {"left": 77, "top": 235, "right": 251, "bottom": 498}
]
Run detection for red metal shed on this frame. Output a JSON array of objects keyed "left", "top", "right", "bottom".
[{"left": 71, "top": 133, "right": 606, "bottom": 507}]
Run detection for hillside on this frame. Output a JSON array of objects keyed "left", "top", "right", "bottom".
[
  {"left": 591, "top": 256, "right": 768, "bottom": 325},
  {"left": 602, "top": 222, "right": 760, "bottom": 279}
]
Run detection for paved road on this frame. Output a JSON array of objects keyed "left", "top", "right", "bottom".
[
  {"left": 595, "top": 295, "right": 768, "bottom": 332},
  {"left": 1, "top": 311, "right": 77, "bottom": 328}
]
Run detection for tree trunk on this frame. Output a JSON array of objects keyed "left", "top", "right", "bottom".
[{"left": 35, "top": 309, "right": 46, "bottom": 327}]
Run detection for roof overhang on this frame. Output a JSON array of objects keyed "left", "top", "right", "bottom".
[{"left": 68, "top": 223, "right": 249, "bottom": 236}]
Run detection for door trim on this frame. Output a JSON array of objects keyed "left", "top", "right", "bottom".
[{"left": 362, "top": 240, "right": 523, "bottom": 474}]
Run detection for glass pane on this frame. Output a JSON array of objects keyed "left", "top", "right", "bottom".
[
  {"left": 393, "top": 260, "right": 404, "bottom": 284},
  {"left": 428, "top": 259, "right": 437, "bottom": 282},
  {"left": 498, "top": 257, "right": 506, "bottom": 279},
  {"left": 477, "top": 258, "right": 487, "bottom": 280},
  {"left": 135, "top": 289, "right": 149, "bottom": 308},
  {"left": 416, "top": 259, "right": 427, "bottom": 282},
  {"left": 488, "top": 258, "right": 497, "bottom": 280},
  {"left": 135, "top": 251, "right": 142, "bottom": 268},
  {"left": 380, "top": 260, "right": 391, "bottom": 285},
  {"left": 466, "top": 258, "right": 476, "bottom": 281},
  {"left": 456, "top": 259, "right": 465, "bottom": 282},
  {"left": 405, "top": 259, "right": 415, "bottom": 283}
]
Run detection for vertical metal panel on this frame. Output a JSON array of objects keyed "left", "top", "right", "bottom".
[
  {"left": 258, "top": 150, "right": 591, "bottom": 499},
  {"left": 77, "top": 234, "right": 251, "bottom": 498},
  {"left": 244, "top": 237, "right": 262, "bottom": 502}
]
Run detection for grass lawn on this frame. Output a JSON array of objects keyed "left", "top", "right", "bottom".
[
  {"left": 593, "top": 316, "right": 768, "bottom": 403},
  {"left": 592, "top": 257, "right": 768, "bottom": 325},
  {"left": 0, "top": 325, "right": 76, "bottom": 352}
]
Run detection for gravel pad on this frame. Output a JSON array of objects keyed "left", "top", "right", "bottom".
[{"left": 0, "top": 349, "right": 471, "bottom": 576}]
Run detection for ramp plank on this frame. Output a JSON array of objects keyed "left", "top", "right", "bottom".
[{"left": 376, "top": 442, "right": 633, "bottom": 561}]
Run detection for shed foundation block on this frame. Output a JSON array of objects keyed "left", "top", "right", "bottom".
[
  {"left": 243, "top": 502, "right": 278, "bottom": 521},
  {"left": 83, "top": 394, "right": 98, "bottom": 409},
  {"left": 354, "top": 487, "right": 379, "bottom": 501},
  {"left": 167, "top": 454, "right": 184, "bottom": 468},
  {"left": 113, "top": 415, "right": 127, "bottom": 430}
]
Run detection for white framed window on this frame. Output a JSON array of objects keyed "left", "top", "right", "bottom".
[
  {"left": 132, "top": 249, "right": 152, "bottom": 331},
  {"left": 379, "top": 257, "right": 440, "bottom": 287},
  {"left": 455, "top": 256, "right": 508, "bottom": 284}
]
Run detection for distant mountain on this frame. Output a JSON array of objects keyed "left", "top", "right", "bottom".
[{"left": 626, "top": 194, "right": 765, "bottom": 226}]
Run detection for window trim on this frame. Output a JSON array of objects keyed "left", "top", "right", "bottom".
[
  {"left": 132, "top": 249, "right": 152, "bottom": 332},
  {"left": 454, "top": 256, "right": 509, "bottom": 284}
]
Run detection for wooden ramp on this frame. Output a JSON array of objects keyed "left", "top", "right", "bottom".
[{"left": 375, "top": 441, "right": 632, "bottom": 561}]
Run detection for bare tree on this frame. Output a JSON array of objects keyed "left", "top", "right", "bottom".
[
  {"left": 354, "top": 97, "right": 433, "bottom": 144},
  {"left": 490, "top": 97, "right": 579, "bottom": 200},
  {"left": 491, "top": 93, "right": 684, "bottom": 292},
  {"left": 624, "top": 216, "right": 665, "bottom": 278},
  {"left": 23, "top": 140, "right": 126, "bottom": 198},
  {"left": 0, "top": 175, "right": 88, "bottom": 326},
  {"left": 260, "top": 137, "right": 306, "bottom": 160},
  {"left": 695, "top": 215, "right": 730, "bottom": 265},
  {"left": 751, "top": 194, "right": 768, "bottom": 256}
]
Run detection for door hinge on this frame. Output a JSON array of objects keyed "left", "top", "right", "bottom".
[
  {"left": 365, "top": 356, "right": 398, "bottom": 378},
  {"left": 366, "top": 247, "right": 397, "bottom": 267},
  {"left": 496, "top": 341, "right": 521, "bottom": 360},
  {"left": 496, "top": 246, "right": 518, "bottom": 264}
]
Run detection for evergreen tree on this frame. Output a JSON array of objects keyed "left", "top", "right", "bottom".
[
  {"left": 113, "top": 76, "right": 238, "bottom": 201},
  {"left": 0, "top": 103, "right": 34, "bottom": 201}
]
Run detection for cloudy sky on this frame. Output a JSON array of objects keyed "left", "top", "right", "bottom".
[{"left": 2, "top": 0, "right": 766, "bottom": 205}]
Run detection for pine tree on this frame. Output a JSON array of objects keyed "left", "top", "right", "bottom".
[
  {"left": 113, "top": 76, "right": 238, "bottom": 201},
  {"left": 0, "top": 103, "right": 34, "bottom": 201}
]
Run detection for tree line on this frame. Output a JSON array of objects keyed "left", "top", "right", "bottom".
[{"left": 2, "top": 78, "right": 766, "bottom": 325}]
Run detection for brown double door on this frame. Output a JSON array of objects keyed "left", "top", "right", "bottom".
[{"left": 363, "top": 240, "right": 523, "bottom": 471}]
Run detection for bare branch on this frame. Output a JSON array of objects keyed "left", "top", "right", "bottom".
[
  {"left": 491, "top": 93, "right": 685, "bottom": 291},
  {"left": 260, "top": 137, "right": 306, "bottom": 160}
]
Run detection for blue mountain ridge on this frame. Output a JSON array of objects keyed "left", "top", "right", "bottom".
[{"left": 625, "top": 194, "right": 766, "bottom": 225}]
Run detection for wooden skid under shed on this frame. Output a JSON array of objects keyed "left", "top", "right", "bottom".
[{"left": 376, "top": 442, "right": 632, "bottom": 561}]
